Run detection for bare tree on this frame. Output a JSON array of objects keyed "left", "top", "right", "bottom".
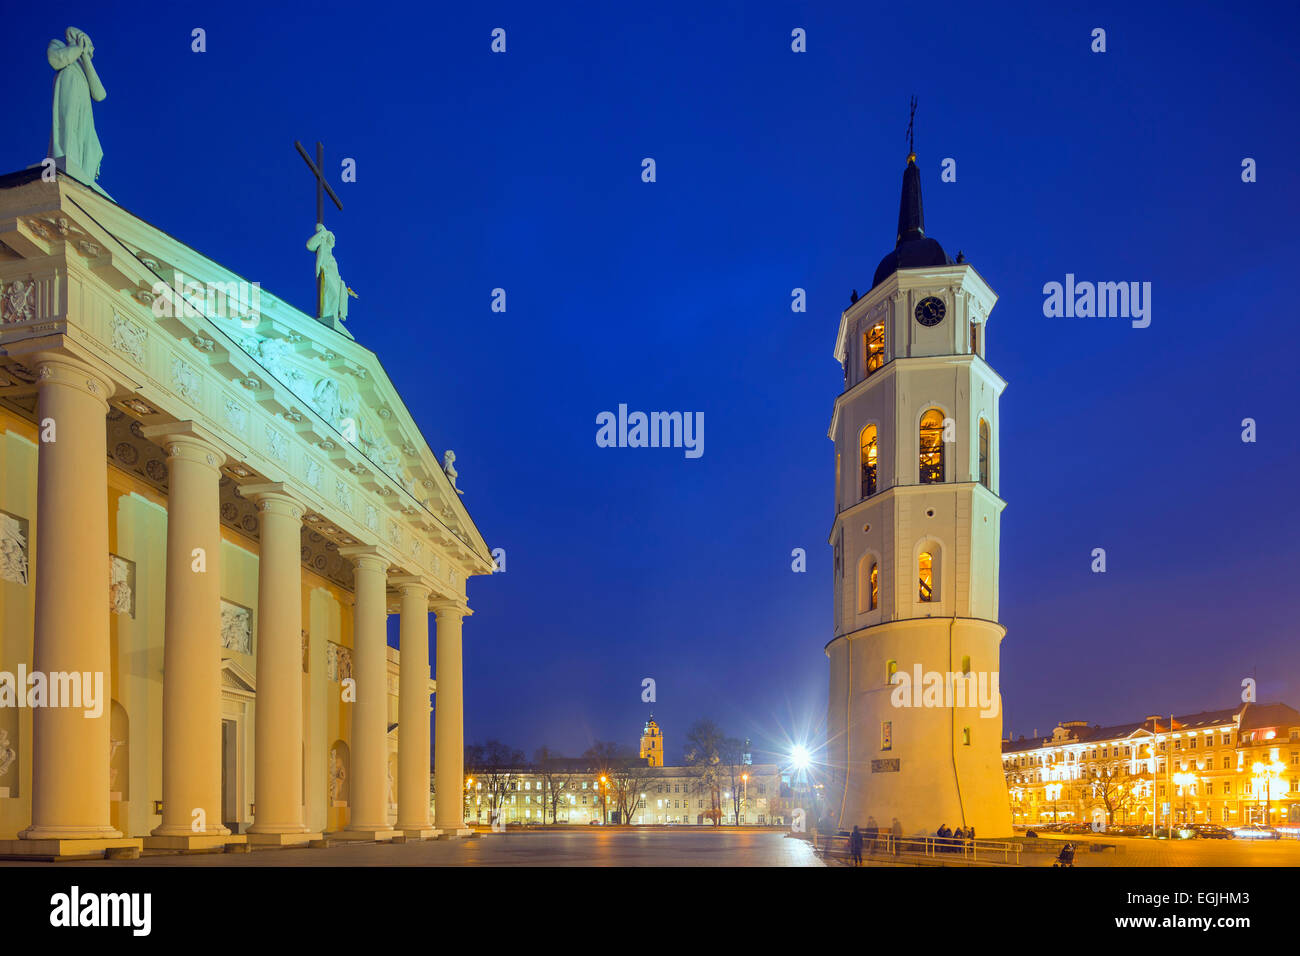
[
  {"left": 534, "top": 746, "right": 571, "bottom": 824},
  {"left": 610, "top": 751, "right": 653, "bottom": 824},
  {"left": 718, "top": 737, "right": 748, "bottom": 824},
  {"left": 465, "top": 739, "right": 524, "bottom": 825},
  {"left": 1087, "top": 768, "right": 1137, "bottom": 827},
  {"left": 685, "top": 719, "right": 725, "bottom": 825}
]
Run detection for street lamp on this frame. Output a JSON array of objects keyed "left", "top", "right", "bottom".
[
  {"left": 791, "top": 746, "right": 810, "bottom": 770},
  {"left": 741, "top": 772, "right": 749, "bottom": 825},
  {"left": 599, "top": 775, "right": 608, "bottom": 825},
  {"left": 1252, "top": 760, "right": 1287, "bottom": 825}
]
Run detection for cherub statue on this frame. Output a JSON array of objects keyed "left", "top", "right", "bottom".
[
  {"left": 305, "top": 224, "right": 358, "bottom": 324},
  {"left": 47, "top": 27, "right": 108, "bottom": 181},
  {"left": 442, "top": 450, "right": 462, "bottom": 494}
]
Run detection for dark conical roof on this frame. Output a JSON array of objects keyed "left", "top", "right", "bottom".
[{"left": 871, "top": 152, "right": 952, "bottom": 290}]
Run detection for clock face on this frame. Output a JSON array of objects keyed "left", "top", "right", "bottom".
[{"left": 915, "top": 296, "right": 946, "bottom": 327}]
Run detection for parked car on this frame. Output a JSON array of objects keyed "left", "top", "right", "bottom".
[
  {"left": 1189, "top": 824, "right": 1234, "bottom": 839},
  {"left": 1233, "top": 824, "right": 1281, "bottom": 840}
]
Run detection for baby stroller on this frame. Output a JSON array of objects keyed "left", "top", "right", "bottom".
[{"left": 1052, "top": 842, "right": 1076, "bottom": 868}]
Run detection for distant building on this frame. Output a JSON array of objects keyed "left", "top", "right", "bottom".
[
  {"left": 458, "top": 720, "right": 791, "bottom": 826},
  {"left": 640, "top": 715, "right": 664, "bottom": 767},
  {"left": 1002, "top": 702, "right": 1300, "bottom": 827}
]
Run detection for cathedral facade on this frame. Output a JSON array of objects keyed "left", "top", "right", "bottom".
[
  {"left": 0, "top": 166, "right": 494, "bottom": 858},
  {"left": 824, "top": 144, "right": 1013, "bottom": 838}
]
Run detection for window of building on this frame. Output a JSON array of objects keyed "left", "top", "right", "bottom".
[
  {"left": 918, "top": 551, "right": 934, "bottom": 602},
  {"left": 886, "top": 659, "right": 898, "bottom": 684},
  {"left": 962, "top": 727, "right": 971, "bottom": 746},
  {"left": 970, "top": 321, "right": 980, "bottom": 356},
  {"left": 978, "top": 419, "right": 990, "bottom": 488},
  {"left": 961, "top": 655, "right": 971, "bottom": 675},
  {"left": 864, "top": 321, "right": 885, "bottom": 378},
  {"left": 870, "top": 562, "right": 879, "bottom": 611},
  {"left": 919, "top": 409, "right": 945, "bottom": 483},
  {"left": 860, "top": 425, "right": 878, "bottom": 497}
]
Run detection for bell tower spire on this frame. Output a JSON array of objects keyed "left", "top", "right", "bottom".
[{"left": 896, "top": 97, "right": 926, "bottom": 246}]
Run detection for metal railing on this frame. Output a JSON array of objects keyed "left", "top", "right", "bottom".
[{"left": 818, "top": 832, "right": 1022, "bottom": 865}]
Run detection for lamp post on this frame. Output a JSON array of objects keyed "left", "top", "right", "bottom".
[
  {"left": 1252, "top": 760, "right": 1286, "bottom": 826},
  {"left": 599, "top": 775, "right": 608, "bottom": 825},
  {"left": 741, "top": 773, "right": 748, "bottom": 825}
]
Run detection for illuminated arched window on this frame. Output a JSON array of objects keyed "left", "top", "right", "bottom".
[
  {"left": 978, "top": 419, "right": 990, "bottom": 489},
  {"left": 864, "top": 320, "right": 885, "bottom": 377},
  {"left": 856, "top": 556, "right": 875, "bottom": 614},
  {"left": 860, "top": 425, "right": 877, "bottom": 498},
  {"left": 870, "top": 563, "right": 879, "bottom": 611},
  {"left": 919, "top": 410, "right": 944, "bottom": 483},
  {"left": 918, "top": 551, "right": 934, "bottom": 602},
  {"left": 886, "top": 659, "right": 898, "bottom": 685}
]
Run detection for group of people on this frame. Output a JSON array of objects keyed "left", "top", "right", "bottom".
[
  {"left": 934, "top": 823, "right": 975, "bottom": 851},
  {"left": 840, "top": 821, "right": 979, "bottom": 865}
]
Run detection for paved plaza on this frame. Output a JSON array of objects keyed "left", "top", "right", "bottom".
[
  {"left": 0, "top": 828, "right": 824, "bottom": 867},
  {"left": 4, "top": 827, "right": 1298, "bottom": 867}
]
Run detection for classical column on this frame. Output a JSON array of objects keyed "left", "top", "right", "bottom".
[
  {"left": 242, "top": 483, "right": 318, "bottom": 845},
  {"left": 141, "top": 423, "right": 234, "bottom": 849},
  {"left": 393, "top": 578, "right": 437, "bottom": 838},
  {"left": 433, "top": 601, "right": 472, "bottom": 836},
  {"left": 338, "top": 546, "right": 396, "bottom": 840},
  {"left": 17, "top": 355, "right": 126, "bottom": 848}
]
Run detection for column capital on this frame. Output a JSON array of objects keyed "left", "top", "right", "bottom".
[
  {"left": 140, "top": 421, "right": 233, "bottom": 471},
  {"left": 390, "top": 574, "right": 434, "bottom": 598},
  {"left": 430, "top": 599, "right": 471, "bottom": 618},
  {"left": 338, "top": 544, "right": 389, "bottom": 574},
  {"left": 31, "top": 354, "right": 113, "bottom": 409},
  {"left": 239, "top": 482, "right": 305, "bottom": 521}
]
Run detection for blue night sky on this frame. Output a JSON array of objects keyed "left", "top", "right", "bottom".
[{"left": 5, "top": 1, "right": 1298, "bottom": 765}]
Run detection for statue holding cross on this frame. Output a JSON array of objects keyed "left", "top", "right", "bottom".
[{"left": 296, "top": 140, "right": 357, "bottom": 337}]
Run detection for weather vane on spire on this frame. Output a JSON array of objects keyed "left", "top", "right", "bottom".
[{"left": 906, "top": 95, "right": 917, "bottom": 158}]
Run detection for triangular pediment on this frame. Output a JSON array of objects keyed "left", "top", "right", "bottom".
[
  {"left": 220, "top": 657, "right": 257, "bottom": 694},
  {"left": 1, "top": 172, "right": 494, "bottom": 574}
]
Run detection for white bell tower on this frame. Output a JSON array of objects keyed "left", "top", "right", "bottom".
[{"left": 825, "top": 126, "right": 1012, "bottom": 837}]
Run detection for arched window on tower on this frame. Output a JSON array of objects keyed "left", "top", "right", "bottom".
[
  {"left": 860, "top": 425, "right": 877, "bottom": 498},
  {"left": 870, "top": 563, "right": 879, "bottom": 610},
  {"left": 970, "top": 321, "right": 980, "bottom": 356},
  {"left": 919, "top": 409, "right": 944, "bottom": 483},
  {"left": 978, "top": 418, "right": 990, "bottom": 489},
  {"left": 864, "top": 320, "right": 885, "bottom": 379},
  {"left": 918, "top": 551, "right": 934, "bottom": 602}
]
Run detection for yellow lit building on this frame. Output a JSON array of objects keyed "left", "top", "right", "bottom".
[
  {"left": 1001, "top": 702, "right": 1300, "bottom": 828},
  {"left": 639, "top": 715, "right": 664, "bottom": 767},
  {"left": 461, "top": 721, "right": 788, "bottom": 826}
]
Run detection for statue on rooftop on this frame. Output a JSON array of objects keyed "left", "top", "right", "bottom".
[
  {"left": 47, "top": 27, "right": 108, "bottom": 182},
  {"left": 306, "top": 223, "right": 358, "bottom": 325}
]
